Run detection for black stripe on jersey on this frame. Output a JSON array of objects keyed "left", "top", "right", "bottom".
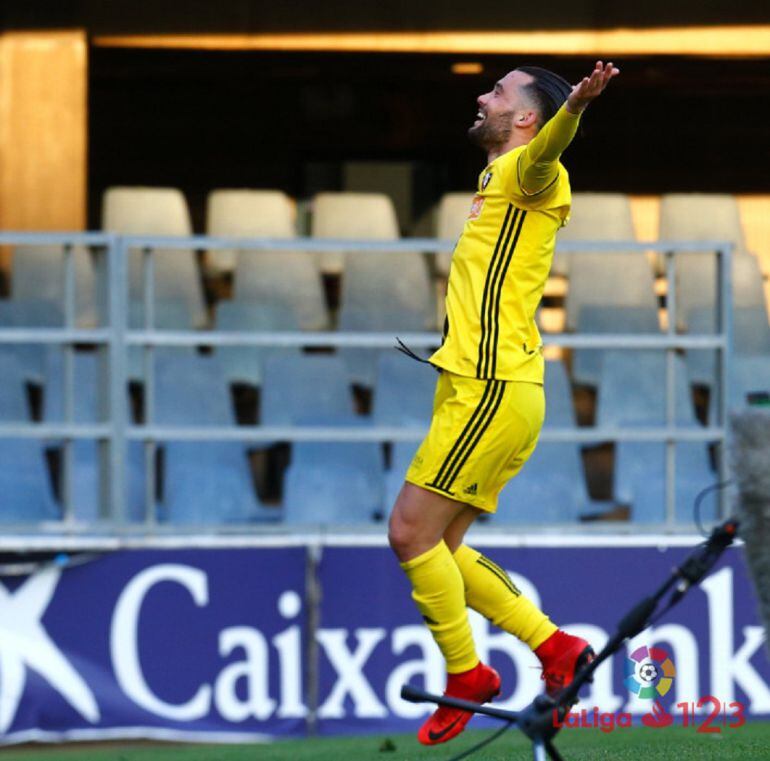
[
  {"left": 489, "top": 209, "right": 527, "bottom": 377},
  {"left": 476, "top": 556, "right": 521, "bottom": 597},
  {"left": 476, "top": 205, "right": 515, "bottom": 379},
  {"left": 438, "top": 380, "right": 505, "bottom": 493},
  {"left": 427, "top": 380, "right": 496, "bottom": 493}
]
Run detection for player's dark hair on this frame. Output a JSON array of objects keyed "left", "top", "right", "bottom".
[{"left": 516, "top": 66, "right": 573, "bottom": 128}]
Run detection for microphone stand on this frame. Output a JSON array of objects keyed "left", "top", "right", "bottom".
[{"left": 401, "top": 518, "right": 740, "bottom": 761}]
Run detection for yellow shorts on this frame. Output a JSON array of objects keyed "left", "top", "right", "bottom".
[{"left": 405, "top": 370, "right": 545, "bottom": 513}]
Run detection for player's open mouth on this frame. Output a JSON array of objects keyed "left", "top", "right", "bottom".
[{"left": 473, "top": 110, "right": 486, "bottom": 127}]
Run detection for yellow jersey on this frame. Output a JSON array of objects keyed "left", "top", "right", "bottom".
[{"left": 430, "top": 105, "right": 581, "bottom": 382}]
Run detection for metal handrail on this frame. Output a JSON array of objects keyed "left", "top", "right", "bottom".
[{"left": 0, "top": 232, "right": 733, "bottom": 531}]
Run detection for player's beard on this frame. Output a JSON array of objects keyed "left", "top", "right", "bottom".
[{"left": 468, "top": 109, "right": 515, "bottom": 151}]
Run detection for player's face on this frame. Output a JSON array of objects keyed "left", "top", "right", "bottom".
[{"left": 468, "top": 70, "right": 533, "bottom": 150}]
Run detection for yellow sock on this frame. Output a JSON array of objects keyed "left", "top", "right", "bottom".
[
  {"left": 400, "top": 541, "right": 479, "bottom": 673},
  {"left": 453, "top": 544, "right": 557, "bottom": 650}
]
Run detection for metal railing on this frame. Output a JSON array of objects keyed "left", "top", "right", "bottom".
[{"left": 0, "top": 233, "right": 732, "bottom": 533}]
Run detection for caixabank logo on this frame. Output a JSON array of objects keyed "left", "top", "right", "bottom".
[{"left": 0, "top": 547, "right": 768, "bottom": 741}]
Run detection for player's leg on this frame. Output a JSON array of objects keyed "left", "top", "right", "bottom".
[
  {"left": 444, "top": 382, "right": 594, "bottom": 697},
  {"left": 389, "top": 484, "right": 500, "bottom": 745},
  {"left": 388, "top": 483, "right": 479, "bottom": 674}
]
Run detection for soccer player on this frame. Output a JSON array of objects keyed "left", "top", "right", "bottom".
[{"left": 388, "top": 61, "right": 619, "bottom": 745}]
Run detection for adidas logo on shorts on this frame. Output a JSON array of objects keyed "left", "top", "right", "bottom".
[{"left": 463, "top": 483, "right": 478, "bottom": 496}]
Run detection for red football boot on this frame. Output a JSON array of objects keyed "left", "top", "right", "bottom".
[
  {"left": 535, "top": 630, "right": 595, "bottom": 698},
  {"left": 417, "top": 662, "right": 501, "bottom": 745}
]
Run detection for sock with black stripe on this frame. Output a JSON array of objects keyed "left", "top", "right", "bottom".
[
  {"left": 400, "top": 541, "right": 480, "bottom": 673},
  {"left": 453, "top": 544, "right": 557, "bottom": 650}
]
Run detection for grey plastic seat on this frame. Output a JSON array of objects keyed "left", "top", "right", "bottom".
[
  {"left": 260, "top": 354, "right": 354, "bottom": 427},
  {"left": 162, "top": 442, "right": 275, "bottom": 525},
  {"left": 434, "top": 193, "right": 475, "bottom": 276},
  {"left": 43, "top": 350, "right": 145, "bottom": 522},
  {"left": 674, "top": 252, "right": 767, "bottom": 331},
  {"left": 0, "top": 439, "right": 60, "bottom": 523},
  {"left": 205, "top": 189, "right": 297, "bottom": 275},
  {"left": 493, "top": 360, "right": 589, "bottom": 524},
  {"left": 686, "top": 306, "right": 770, "bottom": 388},
  {"left": 555, "top": 193, "right": 636, "bottom": 276},
  {"left": 11, "top": 245, "right": 96, "bottom": 327},
  {"left": 0, "top": 299, "right": 63, "bottom": 381},
  {"left": 128, "top": 300, "right": 198, "bottom": 382},
  {"left": 234, "top": 249, "right": 328, "bottom": 331},
  {"left": 564, "top": 252, "right": 658, "bottom": 331},
  {"left": 215, "top": 301, "right": 301, "bottom": 386},
  {"left": 372, "top": 352, "right": 437, "bottom": 427},
  {"left": 152, "top": 352, "right": 234, "bottom": 426},
  {"left": 311, "top": 192, "right": 400, "bottom": 275},
  {"left": 384, "top": 440, "right": 421, "bottom": 510},
  {"left": 102, "top": 187, "right": 207, "bottom": 329},
  {"left": 727, "top": 355, "right": 770, "bottom": 411},
  {"left": 339, "top": 307, "right": 429, "bottom": 387},
  {"left": 340, "top": 251, "right": 434, "bottom": 329},
  {"left": 597, "top": 351, "right": 712, "bottom": 523},
  {"left": 0, "top": 354, "right": 33, "bottom": 421},
  {"left": 283, "top": 439, "right": 385, "bottom": 524},
  {"left": 573, "top": 306, "right": 661, "bottom": 387}
]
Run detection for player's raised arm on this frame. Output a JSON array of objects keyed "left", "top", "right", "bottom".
[{"left": 518, "top": 61, "right": 620, "bottom": 196}]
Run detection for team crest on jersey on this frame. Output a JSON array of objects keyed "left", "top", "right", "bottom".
[
  {"left": 468, "top": 195, "right": 485, "bottom": 219},
  {"left": 481, "top": 171, "right": 493, "bottom": 190}
]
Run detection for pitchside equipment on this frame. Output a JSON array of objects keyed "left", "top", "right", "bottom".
[{"left": 402, "top": 518, "right": 739, "bottom": 761}]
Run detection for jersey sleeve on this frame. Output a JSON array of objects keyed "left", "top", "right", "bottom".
[{"left": 500, "top": 105, "right": 581, "bottom": 202}]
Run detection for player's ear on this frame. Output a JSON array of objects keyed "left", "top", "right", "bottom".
[{"left": 515, "top": 110, "right": 538, "bottom": 129}]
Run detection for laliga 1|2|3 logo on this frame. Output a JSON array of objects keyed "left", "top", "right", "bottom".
[{"left": 554, "top": 644, "right": 747, "bottom": 733}]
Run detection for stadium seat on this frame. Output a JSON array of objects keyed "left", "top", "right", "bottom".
[
  {"left": 205, "top": 188, "right": 297, "bottom": 275},
  {"left": 674, "top": 252, "right": 767, "bottom": 331},
  {"left": 338, "top": 307, "right": 430, "bottom": 387},
  {"left": 564, "top": 252, "right": 658, "bottom": 332},
  {"left": 214, "top": 301, "right": 301, "bottom": 386},
  {"left": 339, "top": 248, "right": 435, "bottom": 329},
  {"left": 102, "top": 186, "right": 207, "bottom": 329},
  {"left": 725, "top": 355, "right": 770, "bottom": 412},
  {"left": 384, "top": 440, "right": 421, "bottom": 510},
  {"left": 260, "top": 354, "right": 354, "bottom": 427},
  {"left": 555, "top": 192, "right": 636, "bottom": 276},
  {"left": 234, "top": 249, "right": 328, "bottom": 331},
  {"left": 161, "top": 442, "right": 275, "bottom": 524},
  {"left": 311, "top": 192, "right": 400, "bottom": 275},
  {"left": 659, "top": 193, "right": 746, "bottom": 262},
  {"left": 572, "top": 305, "right": 661, "bottom": 387},
  {"left": 152, "top": 351, "right": 234, "bottom": 426},
  {"left": 493, "top": 360, "right": 589, "bottom": 524},
  {"left": 11, "top": 244, "right": 96, "bottom": 327},
  {"left": 0, "top": 439, "right": 60, "bottom": 523},
  {"left": 597, "top": 351, "right": 696, "bottom": 428},
  {"left": 0, "top": 299, "right": 63, "bottom": 382},
  {"left": 596, "top": 351, "right": 713, "bottom": 523},
  {"left": 372, "top": 352, "right": 437, "bottom": 426},
  {"left": 434, "top": 193, "right": 475, "bottom": 276},
  {"left": 128, "top": 300, "right": 197, "bottom": 381},
  {"left": 43, "top": 350, "right": 145, "bottom": 522},
  {"left": 0, "top": 354, "right": 32, "bottom": 421},
  {"left": 685, "top": 306, "right": 770, "bottom": 388},
  {"left": 283, "top": 440, "right": 386, "bottom": 524},
  {"left": 613, "top": 442, "right": 716, "bottom": 524}
]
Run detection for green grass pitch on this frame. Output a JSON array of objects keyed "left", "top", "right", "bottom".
[{"left": 2, "top": 723, "right": 770, "bottom": 761}]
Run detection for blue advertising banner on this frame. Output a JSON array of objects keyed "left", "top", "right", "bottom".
[
  {"left": 316, "top": 545, "right": 770, "bottom": 735},
  {"left": 0, "top": 548, "right": 308, "bottom": 743},
  {"left": 0, "top": 541, "right": 767, "bottom": 743}
]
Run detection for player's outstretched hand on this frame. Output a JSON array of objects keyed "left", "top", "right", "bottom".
[{"left": 566, "top": 61, "right": 620, "bottom": 114}]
